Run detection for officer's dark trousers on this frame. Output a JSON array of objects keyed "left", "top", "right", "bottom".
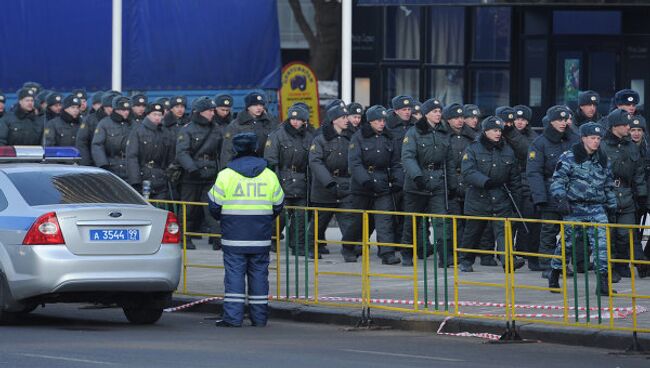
[
  {"left": 612, "top": 211, "right": 647, "bottom": 269},
  {"left": 515, "top": 195, "right": 542, "bottom": 260},
  {"left": 180, "top": 182, "right": 214, "bottom": 238},
  {"left": 460, "top": 213, "right": 510, "bottom": 265},
  {"left": 636, "top": 209, "right": 650, "bottom": 259},
  {"left": 401, "top": 192, "right": 451, "bottom": 261},
  {"left": 343, "top": 194, "right": 396, "bottom": 258},
  {"left": 309, "top": 198, "right": 355, "bottom": 255},
  {"left": 393, "top": 191, "right": 405, "bottom": 245},
  {"left": 539, "top": 211, "right": 586, "bottom": 267},
  {"left": 222, "top": 250, "right": 270, "bottom": 326},
  {"left": 279, "top": 197, "right": 310, "bottom": 253},
  {"left": 448, "top": 198, "right": 494, "bottom": 262}
]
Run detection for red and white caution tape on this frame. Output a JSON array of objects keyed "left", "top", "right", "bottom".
[
  {"left": 164, "top": 296, "right": 222, "bottom": 312},
  {"left": 436, "top": 316, "right": 501, "bottom": 341}
]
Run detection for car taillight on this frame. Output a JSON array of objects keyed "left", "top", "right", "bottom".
[
  {"left": 23, "top": 212, "right": 65, "bottom": 245},
  {"left": 162, "top": 212, "right": 180, "bottom": 244}
]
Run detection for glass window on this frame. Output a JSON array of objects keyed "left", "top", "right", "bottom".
[
  {"left": 385, "top": 68, "right": 420, "bottom": 104},
  {"left": 429, "top": 7, "right": 464, "bottom": 65},
  {"left": 472, "top": 70, "right": 510, "bottom": 114},
  {"left": 473, "top": 7, "right": 511, "bottom": 61},
  {"left": 0, "top": 190, "right": 7, "bottom": 212},
  {"left": 384, "top": 6, "right": 421, "bottom": 60},
  {"left": 8, "top": 171, "right": 147, "bottom": 206},
  {"left": 429, "top": 69, "right": 463, "bottom": 105},
  {"left": 276, "top": 0, "right": 316, "bottom": 49},
  {"left": 553, "top": 11, "right": 621, "bottom": 35}
]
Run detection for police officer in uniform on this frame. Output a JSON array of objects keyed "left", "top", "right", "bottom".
[
  {"left": 0, "top": 87, "right": 42, "bottom": 145},
  {"left": 264, "top": 104, "right": 314, "bottom": 257},
  {"left": 459, "top": 116, "right": 526, "bottom": 272},
  {"left": 126, "top": 102, "right": 174, "bottom": 199},
  {"left": 70, "top": 89, "right": 88, "bottom": 118},
  {"left": 176, "top": 97, "right": 222, "bottom": 250},
  {"left": 309, "top": 104, "right": 355, "bottom": 260},
  {"left": 548, "top": 122, "right": 617, "bottom": 295},
  {"left": 87, "top": 91, "right": 104, "bottom": 116},
  {"left": 574, "top": 90, "right": 600, "bottom": 127},
  {"left": 613, "top": 89, "right": 640, "bottom": 116},
  {"left": 412, "top": 100, "right": 423, "bottom": 121},
  {"left": 92, "top": 96, "right": 133, "bottom": 180},
  {"left": 463, "top": 104, "right": 481, "bottom": 132},
  {"left": 400, "top": 99, "right": 457, "bottom": 267},
  {"left": 220, "top": 92, "right": 278, "bottom": 168},
  {"left": 44, "top": 95, "right": 82, "bottom": 147},
  {"left": 77, "top": 91, "right": 120, "bottom": 166},
  {"left": 44, "top": 92, "right": 63, "bottom": 122},
  {"left": 629, "top": 116, "right": 650, "bottom": 261},
  {"left": 130, "top": 94, "right": 148, "bottom": 124},
  {"left": 213, "top": 94, "right": 233, "bottom": 136},
  {"left": 527, "top": 105, "right": 581, "bottom": 273},
  {"left": 347, "top": 102, "right": 364, "bottom": 133},
  {"left": 207, "top": 132, "right": 284, "bottom": 327},
  {"left": 448, "top": 101, "right": 475, "bottom": 241},
  {"left": 599, "top": 109, "right": 649, "bottom": 279},
  {"left": 345, "top": 105, "right": 403, "bottom": 265},
  {"left": 163, "top": 95, "right": 190, "bottom": 138}
]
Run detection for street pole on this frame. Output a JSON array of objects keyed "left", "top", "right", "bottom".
[
  {"left": 112, "top": 0, "right": 122, "bottom": 92},
  {"left": 341, "top": 0, "right": 352, "bottom": 104}
]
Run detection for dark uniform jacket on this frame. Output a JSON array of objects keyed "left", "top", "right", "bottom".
[
  {"left": 512, "top": 126, "right": 538, "bottom": 199},
  {"left": 175, "top": 114, "right": 222, "bottom": 184},
  {"left": 348, "top": 122, "right": 403, "bottom": 197},
  {"left": 44, "top": 111, "right": 81, "bottom": 147},
  {"left": 220, "top": 111, "right": 277, "bottom": 168},
  {"left": 526, "top": 125, "right": 579, "bottom": 210},
  {"left": 0, "top": 106, "right": 42, "bottom": 145},
  {"left": 264, "top": 122, "right": 314, "bottom": 199},
  {"left": 76, "top": 109, "right": 107, "bottom": 166},
  {"left": 129, "top": 112, "right": 146, "bottom": 125},
  {"left": 213, "top": 113, "right": 231, "bottom": 137},
  {"left": 600, "top": 131, "right": 647, "bottom": 214},
  {"left": 162, "top": 112, "right": 190, "bottom": 158},
  {"left": 126, "top": 118, "right": 175, "bottom": 191},
  {"left": 308, "top": 121, "right": 353, "bottom": 204},
  {"left": 386, "top": 112, "right": 416, "bottom": 160},
  {"left": 92, "top": 112, "right": 134, "bottom": 179},
  {"left": 461, "top": 134, "right": 522, "bottom": 216},
  {"left": 449, "top": 125, "right": 477, "bottom": 201},
  {"left": 401, "top": 118, "right": 457, "bottom": 196}
]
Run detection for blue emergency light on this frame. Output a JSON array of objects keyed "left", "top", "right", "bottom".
[{"left": 0, "top": 146, "right": 81, "bottom": 163}]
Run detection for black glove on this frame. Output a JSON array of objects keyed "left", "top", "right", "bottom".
[
  {"left": 484, "top": 179, "right": 500, "bottom": 189},
  {"left": 414, "top": 176, "right": 426, "bottom": 190},
  {"left": 557, "top": 199, "right": 571, "bottom": 216},
  {"left": 390, "top": 184, "right": 402, "bottom": 193},
  {"left": 534, "top": 202, "right": 546, "bottom": 213},
  {"left": 189, "top": 169, "right": 202, "bottom": 179}
]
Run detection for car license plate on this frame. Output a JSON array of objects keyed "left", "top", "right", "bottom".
[{"left": 89, "top": 229, "right": 140, "bottom": 241}]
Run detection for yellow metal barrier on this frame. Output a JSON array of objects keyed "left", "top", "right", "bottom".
[{"left": 149, "top": 198, "right": 649, "bottom": 334}]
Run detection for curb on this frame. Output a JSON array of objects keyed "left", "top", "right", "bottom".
[{"left": 170, "top": 296, "right": 649, "bottom": 351}]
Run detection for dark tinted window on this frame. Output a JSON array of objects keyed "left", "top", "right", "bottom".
[
  {"left": 0, "top": 190, "right": 7, "bottom": 211},
  {"left": 7, "top": 171, "right": 147, "bottom": 206}
]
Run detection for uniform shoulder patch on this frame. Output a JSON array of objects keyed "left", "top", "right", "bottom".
[
  {"left": 94, "top": 128, "right": 99, "bottom": 134},
  {"left": 310, "top": 143, "right": 316, "bottom": 152},
  {"left": 177, "top": 135, "right": 184, "bottom": 141},
  {"left": 44, "top": 128, "right": 50, "bottom": 135},
  {"left": 349, "top": 143, "right": 355, "bottom": 150},
  {"left": 462, "top": 153, "right": 468, "bottom": 161},
  {"left": 265, "top": 139, "right": 272, "bottom": 147},
  {"left": 80, "top": 123, "right": 85, "bottom": 129},
  {"left": 403, "top": 136, "right": 409, "bottom": 144},
  {"left": 528, "top": 151, "right": 536, "bottom": 160}
]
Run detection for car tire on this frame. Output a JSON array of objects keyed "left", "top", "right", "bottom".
[{"left": 123, "top": 307, "right": 164, "bottom": 325}]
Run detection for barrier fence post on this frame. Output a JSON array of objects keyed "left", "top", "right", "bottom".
[
  {"left": 421, "top": 215, "right": 429, "bottom": 309},
  {"left": 443, "top": 216, "right": 449, "bottom": 311},
  {"left": 276, "top": 215, "right": 281, "bottom": 300},
  {"left": 452, "top": 216, "right": 459, "bottom": 316},
  {"left": 606, "top": 225, "right": 615, "bottom": 329},
  {"left": 294, "top": 209, "right": 300, "bottom": 299},
  {"left": 582, "top": 225, "right": 590, "bottom": 323},
  {"left": 560, "top": 223, "right": 568, "bottom": 323},
  {"left": 284, "top": 210, "right": 290, "bottom": 299},
  {"left": 182, "top": 203, "right": 188, "bottom": 294},
  {"left": 313, "top": 209, "right": 319, "bottom": 304},
  {"left": 304, "top": 209, "right": 309, "bottom": 300},
  {"left": 594, "top": 226, "right": 602, "bottom": 323},
  {"left": 571, "top": 225, "right": 579, "bottom": 322},
  {"left": 412, "top": 214, "right": 419, "bottom": 311},
  {"left": 628, "top": 228, "right": 638, "bottom": 331}
]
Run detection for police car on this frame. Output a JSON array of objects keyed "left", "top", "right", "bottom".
[{"left": 0, "top": 146, "right": 181, "bottom": 324}]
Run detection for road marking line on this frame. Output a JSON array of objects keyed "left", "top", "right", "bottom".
[
  {"left": 16, "top": 353, "right": 115, "bottom": 365},
  {"left": 340, "top": 348, "right": 464, "bottom": 362}
]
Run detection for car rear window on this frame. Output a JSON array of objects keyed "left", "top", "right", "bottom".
[{"left": 7, "top": 171, "right": 147, "bottom": 206}]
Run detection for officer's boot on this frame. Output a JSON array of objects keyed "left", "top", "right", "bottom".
[
  {"left": 596, "top": 273, "right": 617, "bottom": 296},
  {"left": 548, "top": 269, "right": 561, "bottom": 293},
  {"left": 527, "top": 257, "right": 546, "bottom": 271},
  {"left": 615, "top": 264, "right": 632, "bottom": 278},
  {"left": 637, "top": 264, "right": 649, "bottom": 279}
]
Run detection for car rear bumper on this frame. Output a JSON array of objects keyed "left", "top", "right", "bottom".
[{"left": 8, "top": 244, "right": 182, "bottom": 301}]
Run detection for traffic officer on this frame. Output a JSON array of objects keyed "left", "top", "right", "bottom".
[
  {"left": 0, "top": 92, "right": 5, "bottom": 119},
  {"left": 0, "top": 87, "right": 42, "bottom": 145},
  {"left": 44, "top": 95, "right": 82, "bottom": 147},
  {"left": 126, "top": 102, "right": 174, "bottom": 199},
  {"left": 548, "top": 122, "right": 617, "bottom": 296},
  {"left": 599, "top": 109, "right": 649, "bottom": 279},
  {"left": 176, "top": 97, "right": 222, "bottom": 250},
  {"left": 213, "top": 94, "right": 233, "bottom": 136},
  {"left": 309, "top": 104, "right": 356, "bottom": 260},
  {"left": 347, "top": 102, "right": 364, "bottom": 133},
  {"left": 400, "top": 99, "right": 457, "bottom": 267},
  {"left": 345, "top": 105, "right": 403, "bottom": 265},
  {"left": 77, "top": 91, "right": 120, "bottom": 166},
  {"left": 614, "top": 89, "right": 640, "bottom": 115},
  {"left": 92, "top": 96, "right": 133, "bottom": 180},
  {"left": 264, "top": 104, "right": 315, "bottom": 257},
  {"left": 220, "top": 92, "right": 278, "bottom": 168},
  {"left": 629, "top": 116, "right": 650, "bottom": 260},
  {"left": 527, "top": 105, "right": 581, "bottom": 272},
  {"left": 574, "top": 90, "right": 600, "bottom": 127},
  {"left": 130, "top": 94, "right": 148, "bottom": 124},
  {"left": 207, "top": 132, "right": 284, "bottom": 327},
  {"left": 458, "top": 116, "right": 526, "bottom": 272}
]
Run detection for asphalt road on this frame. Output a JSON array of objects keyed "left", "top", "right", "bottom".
[{"left": 0, "top": 304, "right": 647, "bottom": 368}]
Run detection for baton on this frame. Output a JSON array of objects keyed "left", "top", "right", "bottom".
[{"left": 503, "top": 183, "right": 529, "bottom": 234}]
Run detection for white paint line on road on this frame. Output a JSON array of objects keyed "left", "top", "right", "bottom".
[
  {"left": 16, "top": 353, "right": 115, "bottom": 365},
  {"left": 340, "top": 348, "right": 464, "bottom": 362}
]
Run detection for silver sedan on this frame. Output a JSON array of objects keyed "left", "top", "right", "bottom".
[{"left": 0, "top": 164, "right": 181, "bottom": 324}]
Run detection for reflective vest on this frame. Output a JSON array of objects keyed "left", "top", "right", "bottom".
[{"left": 208, "top": 167, "right": 283, "bottom": 253}]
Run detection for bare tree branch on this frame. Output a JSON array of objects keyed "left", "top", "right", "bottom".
[{"left": 288, "top": 0, "right": 317, "bottom": 49}]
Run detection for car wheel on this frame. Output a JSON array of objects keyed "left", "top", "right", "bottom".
[{"left": 123, "top": 307, "right": 164, "bottom": 325}]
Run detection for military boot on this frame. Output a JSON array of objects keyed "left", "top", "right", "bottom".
[
  {"left": 548, "top": 269, "right": 561, "bottom": 293},
  {"left": 596, "top": 273, "right": 617, "bottom": 296}
]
